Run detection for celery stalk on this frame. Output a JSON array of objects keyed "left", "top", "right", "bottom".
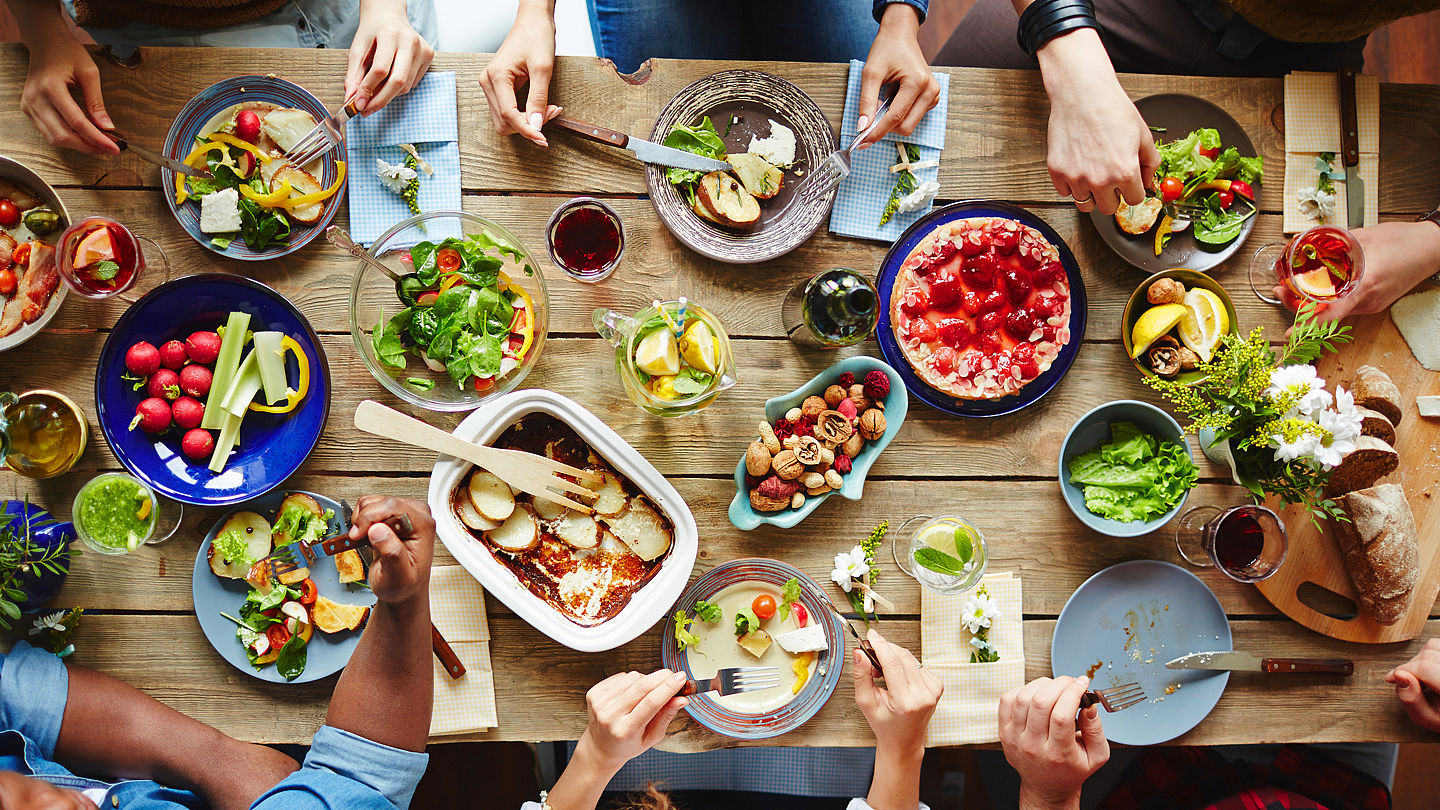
[
  {"left": 208, "top": 411, "right": 243, "bottom": 473},
  {"left": 222, "top": 350, "right": 263, "bottom": 418},
  {"left": 252, "top": 331, "right": 287, "bottom": 405},
  {"left": 202, "top": 311, "right": 252, "bottom": 429}
]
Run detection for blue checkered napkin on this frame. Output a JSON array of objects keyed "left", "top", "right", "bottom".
[
  {"left": 828, "top": 60, "right": 950, "bottom": 243},
  {"left": 345, "top": 71, "right": 462, "bottom": 246}
]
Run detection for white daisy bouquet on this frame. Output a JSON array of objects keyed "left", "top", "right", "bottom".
[{"left": 961, "top": 585, "right": 1001, "bottom": 663}]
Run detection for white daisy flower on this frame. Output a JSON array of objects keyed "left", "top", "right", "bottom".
[
  {"left": 1266, "top": 365, "right": 1331, "bottom": 417},
  {"left": 28, "top": 611, "right": 67, "bottom": 636},
  {"left": 1270, "top": 431, "right": 1321, "bottom": 463},
  {"left": 831, "top": 545, "right": 870, "bottom": 592},
  {"left": 896, "top": 180, "right": 941, "bottom": 214},
  {"left": 375, "top": 157, "right": 418, "bottom": 195},
  {"left": 1296, "top": 186, "right": 1336, "bottom": 222},
  {"left": 960, "top": 591, "right": 999, "bottom": 634}
]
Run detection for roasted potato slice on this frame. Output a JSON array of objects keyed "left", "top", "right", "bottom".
[
  {"left": 727, "top": 153, "right": 784, "bottom": 199},
  {"left": 554, "top": 512, "right": 600, "bottom": 549},
  {"left": 601, "top": 498, "right": 672, "bottom": 561},
  {"left": 486, "top": 504, "right": 540, "bottom": 553},
  {"left": 312, "top": 594, "right": 370, "bottom": 633},
  {"left": 456, "top": 492, "right": 502, "bottom": 532},
  {"left": 695, "top": 171, "right": 760, "bottom": 228},
  {"left": 1115, "top": 197, "right": 1164, "bottom": 236},
  {"left": 468, "top": 469, "right": 517, "bottom": 522},
  {"left": 208, "top": 511, "right": 273, "bottom": 579},
  {"left": 335, "top": 549, "right": 366, "bottom": 584}
]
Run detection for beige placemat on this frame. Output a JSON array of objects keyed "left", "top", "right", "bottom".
[
  {"left": 920, "top": 571, "right": 1024, "bottom": 746},
  {"left": 1283, "top": 71, "right": 1380, "bottom": 233},
  {"left": 428, "top": 565, "right": 498, "bottom": 736}
]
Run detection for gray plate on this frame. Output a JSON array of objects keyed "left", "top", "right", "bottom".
[
  {"left": 1052, "top": 560, "right": 1231, "bottom": 746},
  {"left": 645, "top": 70, "right": 836, "bottom": 264},
  {"left": 1089, "top": 94, "right": 1261, "bottom": 274},
  {"left": 0, "top": 155, "right": 69, "bottom": 352}
]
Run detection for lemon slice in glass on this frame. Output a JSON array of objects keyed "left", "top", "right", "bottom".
[
  {"left": 634, "top": 328, "right": 679, "bottom": 377},
  {"left": 919, "top": 521, "right": 974, "bottom": 564},
  {"left": 1129, "top": 303, "right": 1188, "bottom": 358},
  {"left": 1177, "top": 288, "right": 1228, "bottom": 362},
  {"left": 678, "top": 319, "right": 718, "bottom": 374}
]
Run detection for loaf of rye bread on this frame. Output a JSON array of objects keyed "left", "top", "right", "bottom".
[
  {"left": 1350, "top": 365, "right": 1403, "bottom": 426},
  {"left": 1332, "top": 483, "right": 1419, "bottom": 625},
  {"left": 1356, "top": 406, "right": 1396, "bottom": 446},
  {"left": 1324, "top": 435, "right": 1399, "bottom": 496}
]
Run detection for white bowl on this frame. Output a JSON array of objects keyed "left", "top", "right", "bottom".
[{"left": 428, "top": 389, "right": 698, "bottom": 651}]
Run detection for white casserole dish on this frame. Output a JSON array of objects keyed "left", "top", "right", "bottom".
[{"left": 428, "top": 389, "right": 698, "bottom": 652}]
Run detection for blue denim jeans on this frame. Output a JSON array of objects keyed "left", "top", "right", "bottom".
[{"left": 585, "top": 0, "right": 879, "bottom": 74}]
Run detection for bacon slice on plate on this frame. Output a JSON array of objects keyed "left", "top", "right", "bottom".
[{"left": 20, "top": 242, "right": 57, "bottom": 324}]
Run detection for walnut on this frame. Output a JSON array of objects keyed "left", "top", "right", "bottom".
[
  {"left": 758, "top": 421, "right": 782, "bottom": 454},
  {"left": 858, "top": 409, "right": 887, "bottom": 441},
  {"left": 783, "top": 434, "right": 800, "bottom": 450},
  {"left": 794, "top": 435, "right": 823, "bottom": 466},
  {"left": 842, "top": 432, "right": 865, "bottom": 458},
  {"left": 801, "top": 395, "right": 828, "bottom": 419},
  {"left": 824, "top": 384, "right": 848, "bottom": 408},
  {"left": 750, "top": 489, "right": 789, "bottom": 512},
  {"left": 848, "top": 384, "right": 873, "bottom": 412},
  {"left": 790, "top": 491, "right": 806, "bottom": 509},
  {"left": 1147, "top": 278, "right": 1185, "bottom": 305},
  {"left": 745, "top": 441, "right": 772, "bottom": 476},
  {"left": 772, "top": 450, "right": 804, "bottom": 480},
  {"left": 814, "top": 410, "right": 854, "bottom": 444},
  {"left": 799, "top": 471, "right": 826, "bottom": 489},
  {"left": 1176, "top": 346, "right": 1202, "bottom": 371},
  {"left": 824, "top": 469, "right": 844, "bottom": 489},
  {"left": 1146, "top": 334, "right": 1182, "bottom": 378},
  {"left": 785, "top": 407, "right": 803, "bottom": 422}
]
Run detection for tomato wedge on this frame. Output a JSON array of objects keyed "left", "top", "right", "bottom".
[
  {"left": 298, "top": 578, "right": 318, "bottom": 605},
  {"left": 266, "top": 623, "right": 291, "bottom": 648},
  {"left": 472, "top": 375, "right": 495, "bottom": 393},
  {"left": 437, "top": 248, "right": 462, "bottom": 273}
]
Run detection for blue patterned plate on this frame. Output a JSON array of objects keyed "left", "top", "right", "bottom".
[
  {"left": 161, "top": 74, "right": 342, "bottom": 261},
  {"left": 876, "top": 200, "right": 1088, "bottom": 418},
  {"left": 95, "top": 274, "right": 330, "bottom": 506}
]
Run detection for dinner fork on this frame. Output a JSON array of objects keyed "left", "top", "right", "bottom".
[
  {"left": 285, "top": 96, "right": 362, "bottom": 169},
  {"left": 789, "top": 95, "right": 892, "bottom": 211},
  {"left": 679, "top": 667, "right": 782, "bottom": 697},
  {"left": 248, "top": 500, "right": 383, "bottom": 581},
  {"left": 1079, "top": 682, "right": 1146, "bottom": 712}
]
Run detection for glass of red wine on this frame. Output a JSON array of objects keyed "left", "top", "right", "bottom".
[
  {"left": 546, "top": 197, "right": 625, "bottom": 282},
  {"left": 1174, "top": 504, "right": 1288, "bottom": 582},
  {"left": 55, "top": 216, "right": 169, "bottom": 301},
  {"left": 1248, "top": 225, "right": 1364, "bottom": 306}
]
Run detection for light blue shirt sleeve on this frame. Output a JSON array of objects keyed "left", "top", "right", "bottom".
[
  {"left": 873, "top": 0, "right": 928, "bottom": 23},
  {"left": 0, "top": 642, "right": 69, "bottom": 760},
  {"left": 252, "top": 725, "right": 429, "bottom": 810}
]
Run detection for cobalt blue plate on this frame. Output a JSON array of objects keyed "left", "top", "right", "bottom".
[
  {"left": 875, "top": 200, "right": 1088, "bottom": 418},
  {"left": 161, "top": 74, "right": 342, "bottom": 261},
  {"left": 192, "top": 491, "right": 375, "bottom": 683},
  {"left": 95, "top": 274, "right": 330, "bottom": 507}
]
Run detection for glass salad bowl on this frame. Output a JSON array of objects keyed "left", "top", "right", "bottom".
[{"left": 348, "top": 211, "right": 549, "bottom": 412}]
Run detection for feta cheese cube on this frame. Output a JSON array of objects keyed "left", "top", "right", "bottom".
[{"left": 200, "top": 187, "right": 242, "bottom": 234}]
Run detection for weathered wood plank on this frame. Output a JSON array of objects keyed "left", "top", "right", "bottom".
[{"left": 55, "top": 613, "right": 1440, "bottom": 746}]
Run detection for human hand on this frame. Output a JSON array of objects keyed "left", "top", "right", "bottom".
[
  {"left": 1386, "top": 638, "right": 1440, "bottom": 733},
  {"left": 346, "top": 495, "right": 434, "bottom": 604},
  {"left": 999, "top": 676, "right": 1109, "bottom": 810},
  {"left": 20, "top": 29, "right": 118, "bottom": 155},
  {"left": 853, "top": 628, "right": 944, "bottom": 755},
  {"left": 479, "top": 2, "right": 563, "bottom": 147},
  {"left": 1036, "top": 29, "right": 1157, "bottom": 216},
  {"left": 345, "top": 0, "right": 435, "bottom": 116},
  {"left": 1272, "top": 221, "right": 1440, "bottom": 321},
  {"left": 0, "top": 770, "right": 98, "bottom": 809},
  {"left": 575, "top": 669, "right": 689, "bottom": 773},
  {"left": 857, "top": 3, "right": 942, "bottom": 146}
]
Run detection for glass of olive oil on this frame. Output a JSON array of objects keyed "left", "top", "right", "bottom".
[{"left": 0, "top": 390, "right": 88, "bottom": 478}]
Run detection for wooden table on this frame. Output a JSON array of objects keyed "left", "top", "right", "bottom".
[{"left": 3, "top": 45, "right": 1439, "bottom": 750}]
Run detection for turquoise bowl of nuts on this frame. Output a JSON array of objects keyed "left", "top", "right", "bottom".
[{"left": 729, "top": 356, "right": 907, "bottom": 531}]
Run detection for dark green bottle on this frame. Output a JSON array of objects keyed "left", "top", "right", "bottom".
[{"left": 781, "top": 268, "right": 879, "bottom": 349}]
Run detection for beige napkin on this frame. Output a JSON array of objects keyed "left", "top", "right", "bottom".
[
  {"left": 920, "top": 572, "right": 1025, "bottom": 747},
  {"left": 1283, "top": 71, "right": 1380, "bottom": 233},
  {"left": 428, "top": 565, "right": 498, "bottom": 736}
]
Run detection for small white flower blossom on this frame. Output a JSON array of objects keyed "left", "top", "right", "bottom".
[
  {"left": 375, "top": 157, "right": 418, "bottom": 194},
  {"left": 1270, "top": 431, "right": 1321, "bottom": 463},
  {"left": 28, "top": 611, "right": 67, "bottom": 636},
  {"left": 960, "top": 591, "right": 999, "bottom": 634},
  {"left": 831, "top": 545, "right": 869, "bottom": 592},
  {"left": 1314, "top": 402, "right": 1362, "bottom": 469},
  {"left": 1296, "top": 186, "right": 1336, "bottom": 222},
  {"left": 895, "top": 180, "right": 941, "bottom": 214},
  {"left": 1267, "top": 365, "right": 1331, "bottom": 417}
]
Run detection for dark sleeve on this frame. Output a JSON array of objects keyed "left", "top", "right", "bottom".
[{"left": 874, "top": 0, "right": 928, "bottom": 24}]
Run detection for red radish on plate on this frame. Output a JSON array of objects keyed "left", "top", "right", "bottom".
[
  {"left": 181, "top": 428, "right": 214, "bottom": 460},
  {"left": 130, "top": 397, "right": 171, "bottom": 434},
  {"left": 179, "top": 364, "right": 212, "bottom": 398},
  {"left": 126, "top": 342, "right": 161, "bottom": 376},
  {"left": 234, "top": 109, "right": 261, "bottom": 144},
  {"left": 159, "top": 340, "right": 188, "bottom": 370},
  {"left": 185, "top": 331, "right": 221, "bottom": 364},
  {"left": 172, "top": 396, "right": 204, "bottom": 430},
  {"left": 147, "top": 368, "right": 182, "bottom": 401}
]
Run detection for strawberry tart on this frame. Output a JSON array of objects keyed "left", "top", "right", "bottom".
[{"left": 889, "top": 216, "right": 1073, "bottom": 402}]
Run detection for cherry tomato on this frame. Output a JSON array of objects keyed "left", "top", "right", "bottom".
[
  {"left": 265, "top": 623, "right": 291, "bottom": 649},
  {"left": 472, "top": 375, "right": 494, "bottom": 393},
  {"left": 1159, "top": 177, "right": 1185, "bottom": 202},
  {"left": 0, "top": 199, "right": 18, "bottom": 228},
  {"left": 1198, "top": 146, "right": 1221, "bottom": 159},
  {"left": 1230, "top": 180, "right": 1255, "bottom": 202},
  {"left": 298, "top": 578, "right": 318, "bottom": 605},
  {"left": 437, "top": 248, "right": 462, "bottom": 273},
  {"left": 752, "top": 593, "right": 777, "bottom": 620},
  {"left": 12, "top": 243, "right": 30, "bottom": 267},
  {"left": 416, "top": 290, "right": 439, "bottom": 307},
  {"left": 0, "top": 270, "right": 15, "bottom": 296},
  {"left": 1215, "top": 189, "right": 1235, "bottom": 209}
]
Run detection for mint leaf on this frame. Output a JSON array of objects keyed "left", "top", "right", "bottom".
[
  {"left": 953, "top": 526, "right": 974, "bottom": 564},
  {"left": 913, "top": 547, "right": 968, "bottom": 576},
  {"left": 91, "top": 260, "right": 120, "bottom": 281}
]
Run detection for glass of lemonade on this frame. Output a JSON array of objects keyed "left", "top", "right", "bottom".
[
  {"left": 893, "top": 515, "right": 988, "bottom": 594},
  {"left": 593, "top": 300, "right": 738, "bottom": 417},
  {"left": 72, "top": 472, "right": 182, "bottom": 554}
]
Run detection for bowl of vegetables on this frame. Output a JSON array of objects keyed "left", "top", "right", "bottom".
[
  {"left": 1058, "top": 400, "right": 1197, "bottom": 538},
  {"left": 349, "top": 211, "right": 547, "bottom": 412}
]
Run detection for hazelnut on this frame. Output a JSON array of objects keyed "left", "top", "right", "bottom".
[
  {"left": 858, "top": 408, "right": 887, "bottom": 441},
  {"left": 1147, "top": 278, "right": 1185, "bottom": 305},
  {"left": 785, "top": 407, "right": 803, "bottom": 421},
  {"left": 801, "top": 395, "right": 828, "bottom": 419},
  {"left": 795, "top": 435, "right": 823, "bottom": 466},
  {"left": 758, "top": 421, "right": 782, "bottom": 454},
  {"left": 848, "top": 384, "right": 873, "bottom": 411},
  {"left": 824, "top": 384, "right": 848, "bottom": 408},
  {"left": 783, "top": 435, "right": 800, "bottom": 450},
  {"left": 807, "top": 485, "right": 832, "bottom": 497},
  {"left": 799, "top": 471, "right": 826, "bottom": 489},
  {"left": 814, "top": 410, "right": 854, "bottom": 444},
  {"left": 772, "top": 450, "right": 804, "bottom": 480},
  {"left": 750, "top": 489, "right": 789, "bottom": 512},
  {"left": 790, "top": 491, "right": 806, "bottom": 509},
  {"left": 745, "top": 441, "right": 772, "bottom": 476},
  {"left": 842, "top": 432, "right": 865, "bottom": 457},
  {"left": 824, "top": 469, "right": 844, "bottom": 489},
  {"left": 1176, "top": 346, "right": 1202, "bottom": 371}
]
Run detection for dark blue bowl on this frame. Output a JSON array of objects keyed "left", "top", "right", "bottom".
[
  {"left": 876, "top": 200, "right": 1088, "bottom": 417},
  {"left": 95, "top": 275, "right": 330, "bottom": 506}
]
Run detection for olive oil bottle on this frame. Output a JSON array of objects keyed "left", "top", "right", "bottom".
[{"left": 781, "top": 268, "right": 879, "bottom": 349}]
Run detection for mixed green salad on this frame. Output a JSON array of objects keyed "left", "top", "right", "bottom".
[
  {"left": 1067, "top": 421, "right": 1198, "bottom": 522},
  {"left": 372, "top": 232, "right": 537, "bottom": 393}
]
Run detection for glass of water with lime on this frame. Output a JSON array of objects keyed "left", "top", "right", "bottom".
[{"left": 893, "top": 515, "right": 987, "bottom": 594}]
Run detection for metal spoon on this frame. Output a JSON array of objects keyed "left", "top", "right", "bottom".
[{"left": 325, "top": 226, "right": 403, "bottom": 284}]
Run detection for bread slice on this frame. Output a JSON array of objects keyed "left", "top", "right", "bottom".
[
  {"left": 1356, "top": 406, "right": 1396, "bottom": 446},
  {"left": 334, "top": 549, "right": 366, "bottom": 584},
  {"left": 1350, "top": 365, "right": 1403, "bottom": 426},
  {"left": 1332, "top": 483, "right": 1419, "bottom": 625},
  {"left": 1324, "top": 435, "right": 1398, "bottom": 496}
]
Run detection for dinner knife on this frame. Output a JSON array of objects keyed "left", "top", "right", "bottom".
[
  {"left": 103, "top": 130, "right": 214, "bottom": 179},
  {"left": 548, "top": 117, "right": 731, "bottom": 172},
  {"left": 1166, "top": 651, "right": 1353, "bottom": 675},
  {"left": 1338, "top": 66, "right": 1364, "bottom": 228}
]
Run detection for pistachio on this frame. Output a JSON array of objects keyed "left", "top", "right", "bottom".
[
  {"left": 772, "top": 450, "right": 804, "bottom": 480},
  {"left": 801, "top": 395, "right": 828, "bottom": 419},
  {"left": 858, "top": 408, "right": 887, "bottom": 441},
  {"left": 785, "top": 407, "right": 803, "bottom": 422},
  {"left": 790, "top": 491, "right": 806, "bottom": 509},
  {"left": 795, "top": 435, "right": 823, "bottom": 466},
  {"left": 758, "top": 420, "right": 782, "bottom": 454},
  {"left": 814, "top": 410, "right": 854, "bottom": 444},
  {"left": 745, "top": 441, "right": 772, "bottom": 476},
  {"left": 824, "top": 469, "right": 844, "bottom": 489},
  {"left": 824, "top": 384, "right": 848, "bottom": 408},
  {"left": 799, "top": 471, "right": 826, "bottom": 489}
]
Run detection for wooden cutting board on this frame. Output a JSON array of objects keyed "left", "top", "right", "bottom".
[{"left": 1255, "top": 306, "right": 1440, "bottom": 642}]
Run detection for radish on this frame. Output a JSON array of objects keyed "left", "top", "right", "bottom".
[
  {"left": 130, "top": 397, "right": 171, "bottom": 434},
  {"left": 125, "top": 341, "right": 161, "bottom": 376},
  {"left": 181, "top": 428, "right": 214, "bottom": 460},
  {"left": 236, "top": 151, "right": 257, "bottom": 179},
  {"left": 159, "top": 340, "right": 188, "bottom": 370},
  {"left": 234, "top": 110, "right": 261, "bottom": 144},
  {"left": 147, "top": 368, "right": 182, "bottom": 401},
  {"left": 185, "top": 331, "right": 221, "bottom": 364},
  {"left": 172, "top": 396, "right": 205, "bottom": 430},
  {"left": 179, "top": 364, "right": 212, "bottom": 398}
]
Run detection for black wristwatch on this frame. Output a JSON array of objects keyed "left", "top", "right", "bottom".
[{"left": 1418, "top": 208, "right": 1440, "bottom": 286}]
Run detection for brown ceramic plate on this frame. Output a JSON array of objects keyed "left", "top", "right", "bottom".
[
  {"left": 645, "top": 70, "right": 836, "bottom": 264},
  {"left": 1089, "top": 94, "right": 1262, "bottom": 274}
]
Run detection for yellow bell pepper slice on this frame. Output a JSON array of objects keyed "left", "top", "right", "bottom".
[
  {"left": 248, "top": 336, "right": 311, "bottom": 414},
  {"left": 439, "top": 273, "right": 466, "bottom": 293},
  {"left": 1154, "top": 214, "right": 1174, "bottom": 257},
  {"left": 209, "top": 133, "right": 273, "bottom": 163},
  {"left": 791, "top": 651, "right": 816, "bottom": 695},
  {"left": 173, "top": 141, "right": 229, "bottom": 204},
  {"left": 278, "top": 160, "right": 347, "bottom": 209},
  {"left": 503, "top": 283, "right": 535, "bottom": 360},
  {"left": 238, "top": 180, "right": 293, "bottom": 207}
]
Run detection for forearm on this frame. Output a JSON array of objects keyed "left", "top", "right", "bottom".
[
  {"left": 542, "top": 735, "right": 621, "bottom": 810},
  {"left": 1413, "top": 220, "right": 1440, "bottom": 279},
  {"left": 865, "top": 743, "right": 925, "bottom": 810},
  {"left": 1019, "top": 786, "right": 1082, "bottom": 810},
  {"left": 6, "top": 0, "right": 74, "bottom": 47},
  {"left": 1035, "top": 27, "right": 1117, "bottom": 96},
  {"left": 879, "top": 3, "right": 922, "bottom": 38},
  {"left": 517, "top": 0, "right": 556, "bottom": 16},
  {"left": 325, "top": 592, "right": 433, "bottom": 752}
]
